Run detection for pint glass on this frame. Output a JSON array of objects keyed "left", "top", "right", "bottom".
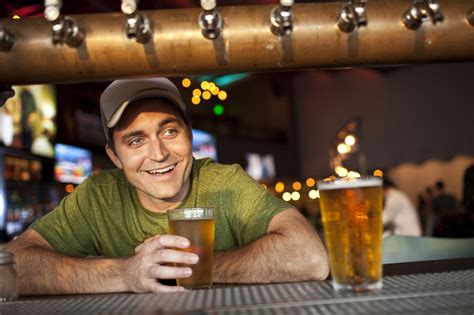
[
  {"left": 317, "top": 177, "right": 383, "bottom": 292},
  {"left": 167, "top": 208, "right": 215, "bottom": 289}
]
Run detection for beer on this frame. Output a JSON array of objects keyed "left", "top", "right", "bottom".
[
  {"left": 168, "top": 208, "right": 215, "bottom": 289},
  {"left": 318, "top": 177, "right": 383, "bottom": 292}
]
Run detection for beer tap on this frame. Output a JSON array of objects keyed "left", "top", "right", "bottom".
[
  {"left": 121, "top": 0, "right": 152, "bottom": 44},
  {"left": 44, "top": 0, "right": 84, "bottom": 47},
  {"left": 199, "top": 0, "right": 223, "bottom": 40},
  {"left": 467, "top": 7, "right": 474, "bottom": 26},
  {"left": 270, "top": 0, "right": 294, "bottom": 36},
  {"left": 0, "top": 25, "right": 14, "bottom": 51},
  {"left": 402, "top": 0, "right": 444, "bottom": 30},
  {"left": 337, "top": 0, "right": 368, "bottom": 33}
]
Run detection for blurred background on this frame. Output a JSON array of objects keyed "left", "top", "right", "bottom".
[{"left": 1, "top": 0, "right": 473, "bottom": 241}]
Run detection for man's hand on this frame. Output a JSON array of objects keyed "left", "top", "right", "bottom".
[
  {"left": 5, "top": 229, "right": 202, "bottom": 295},
  {"left": 122, "top": 235, "right": 199, "bottom": 293}
]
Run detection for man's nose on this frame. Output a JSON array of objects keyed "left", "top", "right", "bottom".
[{"left": 149, "top": 139, "right": 169, "bottom": 161}]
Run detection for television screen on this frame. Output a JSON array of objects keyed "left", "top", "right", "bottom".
[
  {"left": 54, "top": 143, "right": 93, "bottom": 184},
  {"left": 0, "top": 85, "right": 57, "bottom": 158},
  {"left": 192, "top": 129, "right": 218, "bottom": 161}
]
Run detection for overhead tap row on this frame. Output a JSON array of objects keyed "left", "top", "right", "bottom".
[
  {"left": 1, "top": 0, "right": 474, "bottom": 85},
  {"left": 4, "top": 0, "right": 474, "bottom": 51}
]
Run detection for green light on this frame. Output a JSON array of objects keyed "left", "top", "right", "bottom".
[{"left": 213, "top": 104, "right": 224, "bottom": 116}]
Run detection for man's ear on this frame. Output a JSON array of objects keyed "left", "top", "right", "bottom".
[{"left": 105, "top": 143, "right": 123, "bottom": 169}]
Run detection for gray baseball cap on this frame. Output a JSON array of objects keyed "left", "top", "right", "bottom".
[{"left": 100, "top": 77, "right": 189, "bottom": 143}]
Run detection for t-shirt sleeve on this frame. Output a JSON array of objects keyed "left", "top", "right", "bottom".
[
  {"left": 226, "top": 165, "right": 292, "bottom": 245},
  {"left": 30, "top": 178, "right": 99, "bottom": 257}
]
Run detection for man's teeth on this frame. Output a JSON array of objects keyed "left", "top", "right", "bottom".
[{"left": 147, "top": 165, "right": 175, "bottom": 174}]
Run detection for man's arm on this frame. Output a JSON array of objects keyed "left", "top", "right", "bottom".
[
  {"left": 212, "top": 208, "right": 329, "bottom": 283},
  {"left": 4, "top": 229, "right": 198, "bottom": 295}
]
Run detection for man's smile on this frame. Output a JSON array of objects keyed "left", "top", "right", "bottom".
[{"left": 144, "top": 163, "right": 177, "bottom": 175}]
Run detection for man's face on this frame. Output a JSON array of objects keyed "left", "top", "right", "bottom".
[{"left": 106, "top": 98, "right": 193, "bottom": 211}]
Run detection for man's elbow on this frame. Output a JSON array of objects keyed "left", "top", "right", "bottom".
[{"left": 309, "top": 250, "right": 330, "bottom": 280}]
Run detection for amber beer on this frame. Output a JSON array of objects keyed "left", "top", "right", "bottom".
[
  {"left": 317, "top": 177, "right": 383, "bottom": 292},
  {"left": 167, "top": 208, "right": 215, "bottom": 289}
]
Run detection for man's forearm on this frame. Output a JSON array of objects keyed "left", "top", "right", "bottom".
[
  {"left": 213, "top": 226, "right": 329, "bottom": 283},
  {"left": 8, "top": 245, "right": 127, "bottom": 295}
]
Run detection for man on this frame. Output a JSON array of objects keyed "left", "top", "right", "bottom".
[
  {"left": 5, "top": 78, "right": 329, "bottom": 295},
  {"left": 382, "top": 177, "right": 422, "bottom": 237}
]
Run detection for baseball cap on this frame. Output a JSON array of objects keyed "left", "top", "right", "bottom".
[{"left": 100, "top": 77, "right": 189, "bottom": 143}]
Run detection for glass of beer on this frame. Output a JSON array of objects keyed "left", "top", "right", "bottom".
[
  {"left": 167, "top": 207, "right": 215, "bottom": 289},
  {"left": 317, "top": 176, "right": 383, "bottom": 292}
]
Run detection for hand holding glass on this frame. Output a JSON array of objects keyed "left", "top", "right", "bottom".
[{"left": 167, "top": 208, "right": 215, "bottom": 289}]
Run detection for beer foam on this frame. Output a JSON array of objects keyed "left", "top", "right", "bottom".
[{"left": 317, "top": 177, "right": 382, "bottom": 190}]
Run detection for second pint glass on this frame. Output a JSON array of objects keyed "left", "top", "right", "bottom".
[
  {"left": 167, "top": 207, "right": 215, "bottom": 289},
  {"left": 317, "top": 177, "right": 383, "bottom": 292}
]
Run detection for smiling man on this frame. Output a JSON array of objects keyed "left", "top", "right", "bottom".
[{"left": 5, "top": 78, "right": 329, "bottom": 295}]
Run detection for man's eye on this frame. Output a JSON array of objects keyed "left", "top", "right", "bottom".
[
  {"left": 129, "top": 138, "right": 144, "bottom": 146},
  {"left": 163, "top": 129, "right": 178, "bottom": 137}
]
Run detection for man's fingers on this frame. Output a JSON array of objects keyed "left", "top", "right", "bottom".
[
  {"left": 148, "top": 281, "right": 187, "bottom": 293},
  {"left": 135, "top": 235, "right": 160, "bottom": 253},
  {"left": 153, "top": 248, "right": 199, "bottom": 265},
  {"left": 149, "top": 265, "right": 192, "bottom": 280},
  {"left": 135, "top": 234, "right": 191, "bottom": 254}
]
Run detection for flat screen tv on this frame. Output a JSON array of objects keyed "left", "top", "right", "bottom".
[
  {"left": 192, "top": 129, "right": 218, "bottom": 161},
  {"left": 54, "top": 143, "right": 93, "bottom": 184}
]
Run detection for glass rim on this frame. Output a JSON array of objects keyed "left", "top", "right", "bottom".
[
  {"left": 167, "top": 207, "right": 214, "bottom": 220},
  {"left": 317, "top": 176, "right": 382, "bottom": 191}
]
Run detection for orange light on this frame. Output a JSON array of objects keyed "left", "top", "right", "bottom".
[
  {"left": 306, "top": 178, "right": 315, "bottom": 187},
  {"left": 65, "top": 184, "right": 74, "bottom": 193},
  {"left": 292, "top": 181, "right": 302, "bottom": 191},
  {"left": 218, "top": 90, "right": 227, "bottom": 101},
  {"left": 373, "top": 169, "right": 384, "bottom": 177},
  {"left": 202, "top": 91, "right": 211, "bottom": 100},
  {"left": 201, "top": 81, "right": 210, "bottom": 90},
  {"left": 191, "top": 96, "right": 201, "bottom": 105},
  {"left": 181, "top": 78, "right": 191, "bottom": 88},
  {"left": 275, "top": 181, "right": 285, "bottom": 193},
  {"left": 192, "top": 89, "right": 202, "bottom": 97}
]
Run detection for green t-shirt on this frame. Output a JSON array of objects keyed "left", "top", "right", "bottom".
[{"left": 31, "top": 158, "right": 290, "bottom": 258}]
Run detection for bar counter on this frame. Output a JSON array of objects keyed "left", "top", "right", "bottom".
[{"left": 0, "top": 257, "right": 472, "bottom": 314}]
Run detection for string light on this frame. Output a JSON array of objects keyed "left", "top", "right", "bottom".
[
  {"left": 344, "top": 135, "right": 356, "bottom": 146},
  {"left": 373, "top": 169, "right": 384, "bottom": 177},
  {"left": 201, "top": 81, "right": 210, "bottom": 90},
  {"left": 292, "top": 181, "right": 302, "bottom": 191},
  {"left": 218, "top": 90, "right": 227, "bottom": 101},
  {"left": 347, "top": 171, "right": 361, "bottom": 178},
  {"left": 282, "top": 192, "right": 292, "bottom": 201},
  {"left": 192, "top": 89, "right": 202, "bottom": 97},
  {"left": 211, "top": 86, "right": 220, "bottom": 95},
  {"left": 202, "top": 91, "right": 211, "bottom": 100},
  {"left": 337, "top": 143, "right": 350, "bottom": 154},
  {"left": 291, "top": 191, "right": 301, "bottom": 201},
  {"left": 309, "top": 189, "right": 320, "bottom": 199},
  {"left": 275, "top": 181, "right": 285, "bottom": 193},
  {"left": 182, "top": 78, "right": 191, "bottom": 88},
  {"left": 306, "top": 178, "right": 315, "bottom": 187},
  {"left": 335, "top": 166, "right": 348, "bottom": 177},
  {"left": 191, "top": 96, "right": 201, "bottom": 105}
]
